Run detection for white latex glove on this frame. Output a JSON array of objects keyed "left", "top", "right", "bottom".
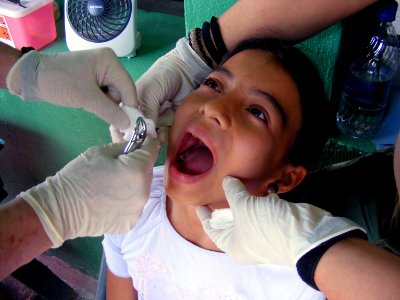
[
  {"left": 136, "top": 37, "right": 213, "bottom": 125},
  {"left": 197, "top": 176, "right": 366, "bottom": 267},
  {"left": 18, "top": 140, "right": 159, "bottom": 248},
  {"left": 6, "top": 48, "right": 137, "bottom": 129}
]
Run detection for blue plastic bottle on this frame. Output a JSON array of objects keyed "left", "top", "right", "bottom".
[{"left": 336, "top": 0, "right": 399, "bottom": 139}]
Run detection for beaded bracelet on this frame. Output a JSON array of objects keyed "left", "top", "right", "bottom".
[{"left": 188, "top": 27, "right": 213, "bottom": 67}]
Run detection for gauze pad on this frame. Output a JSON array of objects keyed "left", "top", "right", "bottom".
[
  {"left": 120, "top": 105, "right": 157, "bottom": 140},
  {"left": 210, "top": 208, "right": 234, "bottom": 230}
]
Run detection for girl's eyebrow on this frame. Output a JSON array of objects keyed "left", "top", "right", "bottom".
[
  {"left": 214, "top": 65, "right": 234, "bottom": 79},
  {"left": 215, "top": 65, "right": 287, "bottom": 127}
]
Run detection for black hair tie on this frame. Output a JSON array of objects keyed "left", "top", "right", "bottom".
[
  {"left": 210, "top": 16, "right": 227, "bottom": 57},
  {"left": 201, "top": 21, "right": 223, "bottom": 65}
]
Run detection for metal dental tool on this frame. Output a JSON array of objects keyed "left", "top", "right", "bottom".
[{"left": 123, "top": 116, "right": 147, "bottom": 154}]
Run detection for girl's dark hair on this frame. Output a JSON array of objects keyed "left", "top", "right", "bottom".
[{"left": 222, "top": 39, "right": 335, "bottom": 170}]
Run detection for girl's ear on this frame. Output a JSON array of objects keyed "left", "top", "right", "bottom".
[{"left": 276, "top": 164, "right": 307, "bottom": 194}]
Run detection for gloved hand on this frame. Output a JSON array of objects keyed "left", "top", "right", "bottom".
[
  {"left": 136, "top": 37, "right": 213, "bottom": 125},
  {"left": 197, "top": 176, "right": 366, "bottom": 283},
  {"left": 6, "top": 48, "right": 137, "bottom": 130},
  {"left": 18, "top": 140, "right": 159, "bottom": 248}
]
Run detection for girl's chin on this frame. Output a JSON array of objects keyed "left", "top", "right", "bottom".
[{"left": 165, "top": 185, "right": 229, "bottom": 210}]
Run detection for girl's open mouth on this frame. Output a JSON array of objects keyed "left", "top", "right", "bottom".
[{"left": 174, "top": 132, "right": 214, "bottom": 176}]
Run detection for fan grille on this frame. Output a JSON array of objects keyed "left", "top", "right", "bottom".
[{"left": 67, "top": 0, "right": 132, "bottom": 43}]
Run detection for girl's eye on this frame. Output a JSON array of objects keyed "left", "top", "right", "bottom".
[
  {"left": 202, "top": 78, "right": 221, "bottom": 92},
  {"left": 246, "top": 106, "right": 268, "bottom": 123}
]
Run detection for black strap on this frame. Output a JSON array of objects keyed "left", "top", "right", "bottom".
[
  {"left": 210, "top": 16, "right": 227, "bottom": 56},
  {"left": 201, "top": 21, "right": 223, "bottom": 64}
]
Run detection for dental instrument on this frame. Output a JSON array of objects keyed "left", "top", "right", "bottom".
[{"left": 123, "top": 116, "right": 147, "bottom": 154}]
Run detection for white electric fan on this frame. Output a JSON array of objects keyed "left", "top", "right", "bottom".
[{"left": 65, "top": 0, "right": 141, "bottom": 57}]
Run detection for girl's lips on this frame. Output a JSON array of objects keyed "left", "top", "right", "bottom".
[{"left": 169, "top": 125, "right": 217, "bottom": 184}]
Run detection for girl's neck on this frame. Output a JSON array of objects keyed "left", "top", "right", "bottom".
[{"left": 166, "top": 196, "right": 221, "bottom": 252}]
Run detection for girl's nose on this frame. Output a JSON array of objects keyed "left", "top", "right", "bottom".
[{"left": 200, "top": 96, "right": 232, "bottom": 129}]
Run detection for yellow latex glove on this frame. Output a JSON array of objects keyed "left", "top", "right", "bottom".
[
  {"left": 136, "top": 37, "right": 212, "bottom": 125},
  {"left": 197, "top": 176, "right": 366, "bottom": 270},
  {"left": 6, "top": 48, "right": 137, "bottom": 130},
  {"left": 19, "top": 140, "right": 159, "bottom": 248}
]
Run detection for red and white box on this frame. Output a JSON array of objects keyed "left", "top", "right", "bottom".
[{"left": 0, "top": 0, "right": 56, "bottom": 50}]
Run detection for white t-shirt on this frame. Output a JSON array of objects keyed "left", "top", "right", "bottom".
[{"left": 103, "top": 166, "right": 325, "bottom": 300}]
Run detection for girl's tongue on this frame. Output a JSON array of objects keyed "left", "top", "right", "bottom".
[{"left": 176, "top": 134, "right": 214, "bottom": 175}]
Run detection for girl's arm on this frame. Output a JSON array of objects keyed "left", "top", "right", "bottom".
[
  {"left": 106, "top": 268, "right": 137, "bottom": 300},
  {"left": 315, "top": 237, "right": 400, "bottom": 299}
]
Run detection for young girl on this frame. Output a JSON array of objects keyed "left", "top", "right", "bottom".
[{"left": 103, "top": 39, "right": 347, "bottom": 299}]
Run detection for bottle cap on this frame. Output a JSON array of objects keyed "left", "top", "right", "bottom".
[{"left": 376, "top": 0, "right": 398, "bottom": 21}]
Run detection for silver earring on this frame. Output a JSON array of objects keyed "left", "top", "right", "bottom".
[{"left": 266, "top": 183, "right": 279, "bottom": 194}]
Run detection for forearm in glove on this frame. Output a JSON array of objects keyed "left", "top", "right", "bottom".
[
  {"left": 19, "top": 140, "right": 159, "bottom": 248},
  {"left": 6, "top": 48, "right": 137, "bottom": 129},
  {"left": 197, "top": 176, "right": 367, "bottom": 289}
]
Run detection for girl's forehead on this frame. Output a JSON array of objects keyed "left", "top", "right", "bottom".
[
  {"left": 223, "top": 49, "right": 276, "bottom": 66},
  {"left": 220, "top": 50, "right": 299, "bottom": 99},
  {"left": 220, "top": 50, "right": 288, "bottom": 81}
]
